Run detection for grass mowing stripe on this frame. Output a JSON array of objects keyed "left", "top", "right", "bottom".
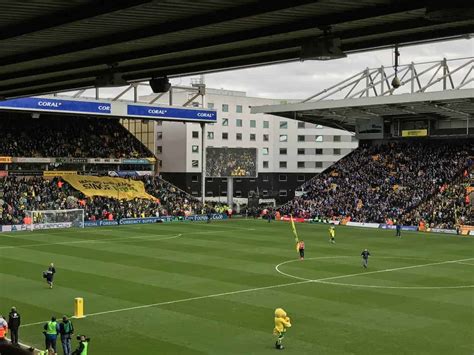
[{"left": 19, "top": 257, "right": 473, "bottom": 328}]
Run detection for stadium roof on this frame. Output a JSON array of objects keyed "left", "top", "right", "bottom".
[
  {"left": 251, "top": 57, "right": 474, "bottom": 131},
  {"left": 0, "top": 0, "right": 473, "bottom": 99}
]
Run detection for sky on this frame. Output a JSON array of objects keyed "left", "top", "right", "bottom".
[
  {"left": 77, "top": 38, "right": 473, "bottom": 101},
  {"left": 171, "top": 37, "right": 473, "bottom": 100}
]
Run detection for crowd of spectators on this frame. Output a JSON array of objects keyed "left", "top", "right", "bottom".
[
  {"left": 405, "top": 167, "right": 473, "bottom": 229},
  {"left": 0, "top": 176, "right": 205, "bottom": 225},
  {"left": 0, "top": 116, "right": 150, "bottom": 158},
  {"left": 281, "top": 139, "right": 473, "bottom": 228}
]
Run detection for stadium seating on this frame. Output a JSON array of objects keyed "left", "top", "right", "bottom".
[
  {"left": 281, "top": 139, "right": 473, "bottom": 228},
  {"left": 0, "top": 176, "right": 204, "bottom": 225},
  {"left": 0, "top": 115, "right": 150, "bottom": 158}
]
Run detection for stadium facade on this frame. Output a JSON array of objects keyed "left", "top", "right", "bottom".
[{"left": 124, "top": 87, "right": 358, "bottom": 202}]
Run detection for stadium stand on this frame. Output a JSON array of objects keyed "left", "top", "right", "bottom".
[
  {"left": 0, "top": 176, "right": 204, "bottom": 225},
  {"left": 0, "top": 115, "right": 149, "bottom": 158},
  {"left": 280, "top": 139, "right": 473, "bottom": 228}
]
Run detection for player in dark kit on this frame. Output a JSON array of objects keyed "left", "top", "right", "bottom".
[
  {"left": 361, "top": 249, "right": 371, "bottom": 268},
  {"left": 44, "top": 263, "right": 56, "bottom": 289},
  {"left": 396, "top": 221, "right": 402, "bottom": 238}
]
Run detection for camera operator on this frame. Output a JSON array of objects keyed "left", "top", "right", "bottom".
[{"left": 72, "top": 335, "right": 90, "bottom": 355}]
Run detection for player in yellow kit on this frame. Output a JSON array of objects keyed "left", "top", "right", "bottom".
[{"left": 329, "top": 225, "right": 336, "bottom": 244}]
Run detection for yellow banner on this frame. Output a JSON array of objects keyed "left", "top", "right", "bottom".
[
  {"left": 63, "top": 175, "right": 157, "bottom": 201},
  {"left": 402, "top": 129, "right": 427, "bottom": 137}
]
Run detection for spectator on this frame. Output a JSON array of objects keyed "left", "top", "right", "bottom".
[{"left": 280, "top": 139, "right": 473, "bottom": 228}]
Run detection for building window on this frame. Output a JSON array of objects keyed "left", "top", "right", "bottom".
[
  {"left": 222, "top": 178, "right": 227, "bottom": 183},
  {"left": 156, "top": 120, "right": 162, "bottom": 126},
  {"left": 298, "top": 122, "right": 305, "bottom": 128},
  {"left": 250, "top": 133, "right": 256, "bottom": 141},
  {"left": 236, "top": 119, "right": 242, "bottom": 127},
  {"left": 316, "top": 148, "right": 323, "bottom": 155},
  {"left": 279, "top": 190, "right": 287, "bottom": 197},
  {"left": 192, "top": 145, "right": 199, "bottom": 153},
  {"left": 262, "top": 147, "right": 269, "bottom": 155},
  {"left": 262, "top": 175, "right": 269, "bottom": 181},
  {"left": 235, "top": 178, "right": 242, "bottom": 183},
  {"left": 236, "top": 133, "right": 242, "bottom": 140},
  {"left": 192, "top": 131, "right": 199, "bottom": 138},
  {"left": 297, "top": 135, "right": 305, "bottom": 142},
  {"left": 191, "top": 175, "right": 199, "bottom": 182},
  {"left": 207, "top": 102, "right": 214, "bottom": 109},
  {"left": 222, "top": 118, "right": 229, "bottom": 126},
  {"left": 315, "top": 135, "right": 324, "bottom": 142},
  {"left": 191, "top": 191, "right": 199, "bottom": 196},
  {"left": 263, "top": 161, "right": 269, "bottom": 168},
  {"left": 235, "top": 190, "right": 242, "bottom": 197},
  {"left": 192, "top": 160, "right": 199, "bottom": 168},
  {"left": 297, "top": 148, "right": 305, "bottom": 155},
  {"left": 158, "top": 160, "right": 163, "bottom": 168},
  {"left": 279, "top": 148, "right": 287, "bottom": 155},
  {"left": 236, "top": 105, "right": 243, "bottom": 113},
  {"left": 333, "top": 135, "right": 341, "bottom": 142},
  {"left": 315, "top": 161, "right": 323, "bottom": 168},
  {"left": 262, "top": 190, "right": 269, "bottom": 197},
  {"left": 206, "top": 177, "right": 213, "bottom": 182},
  {"left": 250, "top": 120, "right": 256, "bottom": 128},
  {"left": 263, "top": 134, "right": 269, "bottom": 141},
  {"left": 222, "top": 132, "right": 228, "bottom": 140},
  {"left": 207, "top": 131, "right": 214, "bottom": 140},
  {"left": 221, "top": 190, "right": 227, "bottom": 196},
  {"left": 279, "top": 134, "right": 288, "bottom": 142},
  {"left": 206, "top": 191, "right": 214, "bottom": 196},
  {"left": 334, "top": 148, "right": 341, "bottom": 155},
  {"left": 222, "top": 104, "right": 229, "bottom": 112},
  {"left": 297, "top": 175, "right": 305, "bottom": 182},
  {"left": 156, "top": 132, "right": 163, "bottom": 140},
  {"left": 280, "top": 121, "right": 288, "bottom": 129},
  {"left": 279, "top": 174, "right": 287, "bottom": 182},
  {"left": 156, "top": 146, "right": 162, "bottom": 154},
  {"left": 263, "top": 121, "right": 269, "bottom": 129},
  {"left": 279, "top": 161, "right": 287, "bottom": 168},
  {"left": 297, "top": 161, "right": 305, "bottom": 168}
]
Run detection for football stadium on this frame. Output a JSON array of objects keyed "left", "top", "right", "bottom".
[{"left": 0, "top": 1, "right": 473, "bottom": 355}]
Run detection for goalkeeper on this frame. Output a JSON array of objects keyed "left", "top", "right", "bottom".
[{"left": 273, "top": 308, "right": 291, "bottom": 350}]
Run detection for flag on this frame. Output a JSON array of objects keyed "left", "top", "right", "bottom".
[{"left": 290, "top": 215, "right": 299, "bottom": 252}]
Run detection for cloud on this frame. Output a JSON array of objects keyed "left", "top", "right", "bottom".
[{"left": 176, "top": 38, "right": 473, "bottom": 100}]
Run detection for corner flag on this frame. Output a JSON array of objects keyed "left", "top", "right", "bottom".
[{"left": 290, "top": 215, "right": 299, "bottom": 252}]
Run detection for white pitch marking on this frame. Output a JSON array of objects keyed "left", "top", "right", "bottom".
[
  {"left": 453, "top": 261, "right": 474, "bottom": 266},
  {"left": 0, "top": 228, "right": 247, "bottom": 251},
  {"left": 275, "top": 256, "right": 474, "bottom": 289}
]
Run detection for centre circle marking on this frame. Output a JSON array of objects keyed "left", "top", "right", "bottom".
[{"left": 275, "top": 256, "right": 474, "bottom": 290}]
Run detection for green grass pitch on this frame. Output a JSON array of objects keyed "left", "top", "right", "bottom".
[{"left": 0, "top": 219, "right": 473, "bottom": 354}]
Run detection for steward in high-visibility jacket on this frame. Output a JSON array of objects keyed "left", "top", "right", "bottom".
[
  {"left": 43, "top": 317, "right": 59, "bottom": 353},
  {"left": 72, "top": 335, "right": 90, "bottom": 355}
]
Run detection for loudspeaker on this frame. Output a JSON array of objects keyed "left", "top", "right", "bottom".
[{"left": 150, "top": 77, "right": 171, "bottom": 93}]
